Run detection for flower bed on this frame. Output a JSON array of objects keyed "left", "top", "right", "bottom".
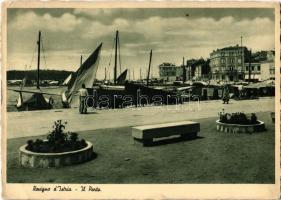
[
  {"left": 216, "top": 120, "right": 265, "bottom": 134},
  {"left": 216, "top": 110, "right": 265, "bottom": 133},
  {"left": 19, "top": 120, "right": 94, "bottom": 168},
  {"left": 218, "top": 111, "right": 259, "bottom": 125},
  {"left": 19, "top": 141, "right": 93, "bottom": 168}
]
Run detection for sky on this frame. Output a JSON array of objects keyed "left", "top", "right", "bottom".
[{"left": 7, "top": 8, "right": 275, "bottom": 79}]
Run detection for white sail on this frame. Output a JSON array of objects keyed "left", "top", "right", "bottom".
[
  {"left": 62, "top": 73, "right": 72, "bottom": 85},
  {"left": 16, "top": 92, "right": 23, "bottom": 108},
  {"left": 66, "top": 43, "right": 103, "bottom": 107}
]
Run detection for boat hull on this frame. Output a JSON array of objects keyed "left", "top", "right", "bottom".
[{"left": 17, "top": 93, "right": 53, "bottom": 111}]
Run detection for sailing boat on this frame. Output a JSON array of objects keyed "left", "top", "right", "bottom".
[
  {"left": 61, "top": 43, "right": 103, "bottom": 108},
  {"left": 61, "top": 31, "right": 127, "bottom": 109},
  {"left": 125, "top": 49, "right": 181, "bottom": 106},
  {"left": 100, "top": 30, "right": 128, "bottom": 90},
  {"left": 116, "top": 69, "right": 128, "bottom": 85},
  {"left": 11, "top": 31, "right": 60, "bottom": 111}
]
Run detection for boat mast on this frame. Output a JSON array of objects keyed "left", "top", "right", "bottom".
[
  {"left": 36, "top": 31, "right": 41, "bottom": 89},
  {"left": 133, "top": 69, "right": 135, "bottom": 80},
  {"left": 241, "top": 36, "right": 244, "bottom": 81},
  {"left": 80, "top": 55, "right": 83, "bottom": 67},
  {"left": 146, "top": 49, "right": 152, "bottom": 86},
  {"left": 114, "top": 30, "right": 119, "bottom": 85},
  {"left": 182, "top": 57, "right": 186, "bottom": 83},
  {"left": 248, "top": 49, "right": 252, "bottom": 83}
]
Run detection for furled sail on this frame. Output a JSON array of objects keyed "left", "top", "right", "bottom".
[
  {"left": 116, "top": 69, "right": 128, "bottom": 85},
  {"left": 66, "top": 43, "right": 103, "bottom": 107}
]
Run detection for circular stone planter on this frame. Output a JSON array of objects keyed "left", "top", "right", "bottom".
[
  {"left": 19, "top": 141, "right": 94, "bottom": 168},
  {"left": 216, "top": 120, "right": 265, "bottom": 134}
]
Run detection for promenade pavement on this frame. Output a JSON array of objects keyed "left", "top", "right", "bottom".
[{"left": 6, "top": 97, "right": 275, "bottom": 139}]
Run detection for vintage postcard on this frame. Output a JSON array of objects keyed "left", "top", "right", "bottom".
[{"left": 1, "top": 1, "right": 280, "bottom": 199}]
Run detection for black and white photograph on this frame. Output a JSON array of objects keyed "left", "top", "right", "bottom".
[{"left": 2, "top": 1, "right": 280, "bottom": 199}]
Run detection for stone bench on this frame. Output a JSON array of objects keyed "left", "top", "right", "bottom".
[{"left": 132, "top": 121, "right": 200, "bottom": 146}]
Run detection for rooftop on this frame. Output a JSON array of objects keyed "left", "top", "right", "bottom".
[
  {"left": 211, "top": 45, "right": 248, "bottom": 54},
  {"left": 221, "top": 45, "right": 246, "bottom": 51},
  {"left": 159, "top": 63, "right": 178, "bottom": 67}
]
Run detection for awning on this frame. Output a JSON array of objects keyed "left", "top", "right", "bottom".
[
  {"left": 245, "top": 74, "right": 261, "bottom": 80},
  {"left": 244, "top": 81, "right": 275, "bottom": 89}
]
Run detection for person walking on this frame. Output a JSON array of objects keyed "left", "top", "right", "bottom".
[
  {"left": 79, "top": 83, "right": 88, "bottom": 114},
  {"left": 222, "top": 85, "right": 230, "bottom": 104}
]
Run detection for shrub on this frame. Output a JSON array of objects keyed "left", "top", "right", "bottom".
[
  {"left": 69, "top": 132, "right": 78, "bottom": 142},
  {"left": 25, "top": 120, "right": 87, "bottom": 153}
]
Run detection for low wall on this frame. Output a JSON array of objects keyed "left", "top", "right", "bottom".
[
  {"left": 216, "top": 120, "right": 265, "bottom": 134},
  {"left": 19, "top": 141, "right": 93, "bottom": 168}
]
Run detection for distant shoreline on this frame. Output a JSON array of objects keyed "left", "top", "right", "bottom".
[{"left": 7, "top": 69, "right": 74, "bottom": 81}]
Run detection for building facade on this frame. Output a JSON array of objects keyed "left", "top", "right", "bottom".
[
  {"left": 210, "top": 45, "right": 249, "bottom": 82},
  {"left": 244, "top": 62, "right": 261, "bottom": 81},
  {"left": 260, "top": 52, "right": 275, "bottom": 81},
  {"left": 159, "top": 63, "right": 183, "bottom": 81},
  {"left": 244, "top": 50, "right": 275, "bottom": 81},
  {"left": 260, "top": 61, "right": 275, "bottom": 81},
  {"left": 194, "top": 64, "right": 202, "bottom": 80},
  {"left": 185, "top": 59, "right": 210, "bottom": 81}
]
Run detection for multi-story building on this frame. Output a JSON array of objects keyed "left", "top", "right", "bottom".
[
  {"left": 260, "top": 51, "right": 275, "bottom": 81},
  {"left": 185, "top": 59, "right": 210, "bottom": 81},
  {"left": 251, "top": 50, "right": 275, "bottom": 63},
  {"left": 210, "top": 45, "right": 250, "bottom": 82},
  {"left": 260, "top": 62, "right": 275, "bottom": 81},
  {"left": 244, "top": 62, "right": 261, "bottom": 81},
  {"left": 244, "top": 50, "right": 275, "bottom": 81},
  {"left": 194, "top": 64, "right": 202, "bottom": 80},
  {"left": 159, "top": 62, "right": 183, "bottom": 81},
  {"left": 185, "top": 59, "right": 197, "bottom": 81}
]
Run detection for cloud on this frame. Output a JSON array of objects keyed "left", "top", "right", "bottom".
[
  {"left": 9, "top": 11, "right": 82, "bottom": 33},
  {"left": 7, "top": 8, "right": 275, "bottom": 78},
  {"left": 73, "top": 8, "right": 116, "bottom": 17},
  {"left": 81, "top": 18, "right": 131, "bottom": 39},
  {"left": 73, "top": 8, "right": 274, "bottom": 23}
]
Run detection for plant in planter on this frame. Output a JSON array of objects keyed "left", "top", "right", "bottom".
[{"left": 26, "top": 120, "right": 87, "bottom": 153}]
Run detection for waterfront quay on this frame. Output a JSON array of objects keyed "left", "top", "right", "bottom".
[{"left": 7, "top": 97, "right": 274, "bottom": 139}]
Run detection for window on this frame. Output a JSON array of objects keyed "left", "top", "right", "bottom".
[
  {"left": 252, "top": 66, "right": 255, "bottom": 71},
  {"left": 221, "top": 58, "right": 225, "bottom": 64},
  {"left": 257, "top": 66, "right": 261, "bottom": 71},
  {"left": 246, "top": 66, "right": 249, "bottom": 71}
]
